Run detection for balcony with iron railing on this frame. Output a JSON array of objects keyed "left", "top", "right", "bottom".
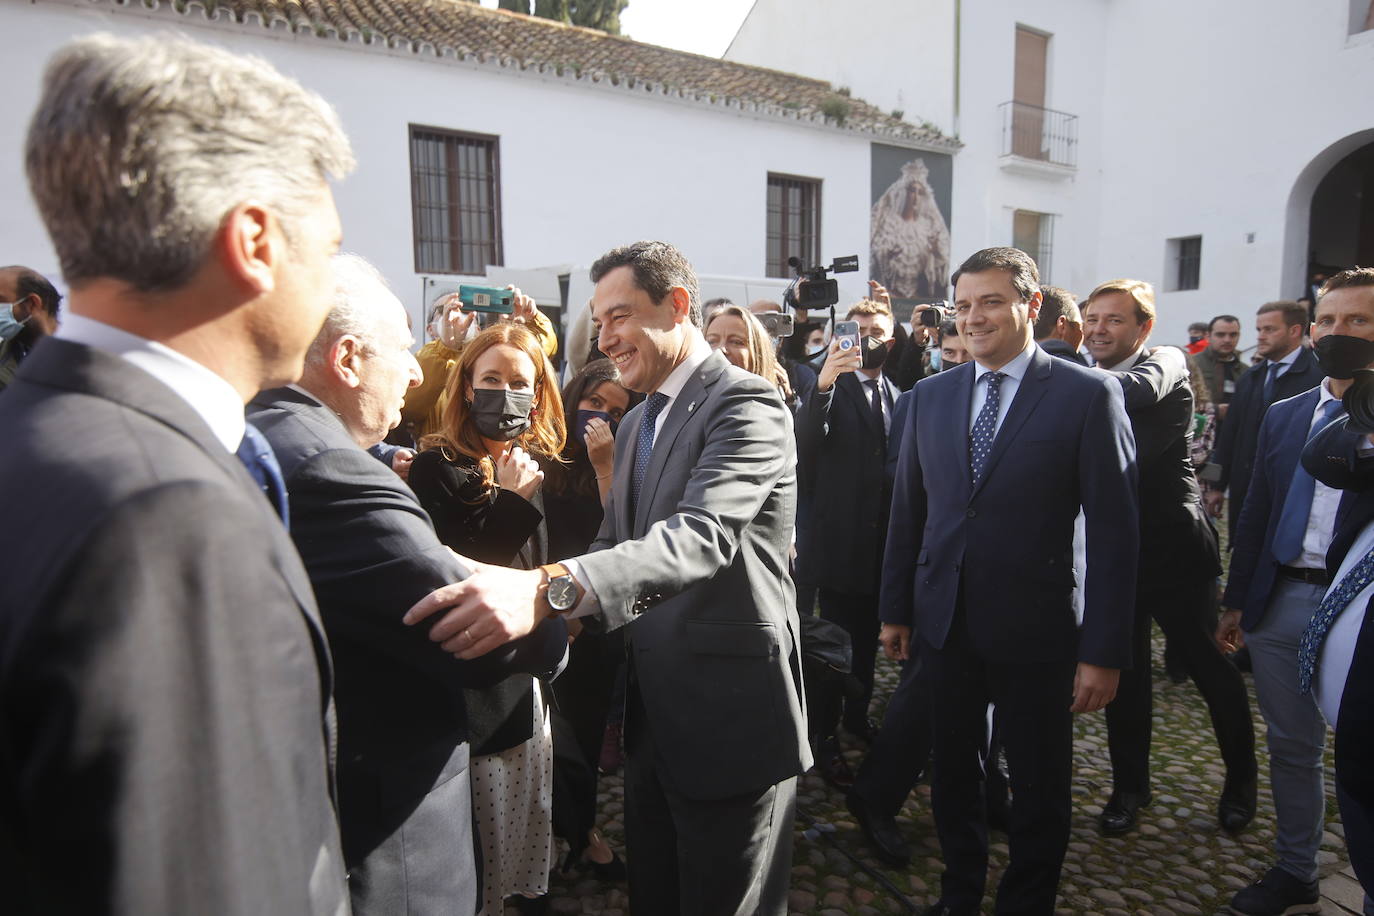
[{"left": 998, "top": 101, "right": 1078, "bottom": 177}]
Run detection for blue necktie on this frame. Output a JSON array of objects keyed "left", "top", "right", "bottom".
[
  {"left": 236, "top": 424, "right": 289, "bottom": 529},
  {"left": 631, "top": 392, "right": 671, "bottom": 510},
  {"left": 1271, "top": 399, "right": 1344, "bottom": 564},
  {"left": 969, "top": 371, "right": 1004, "bottom": 488},
  {"left": 1298, "top": 543, "right": 1374, "bottom": 693},
  {"left": 1263, "top": 361, "right": 1280, "bottom": 403}
]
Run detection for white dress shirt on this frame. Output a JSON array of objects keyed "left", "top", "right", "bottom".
[
  {"left": 1315, "top": 519, "right": 1374, "bottom": 725},
  {"left": 968, "top": 339, "right": 1036, "bottom": 436},
  {"left": 55, "top": 313, "right": 245, "bottom": 452},
  {"left": 1297, "top": 380, "right": 1343, "bottom": 570},
  {"left": 563, "top": 331, "right": 715, "bottom": 617},
  {"left": 1269, "top": 344, "right": 1301, "bottom": 379}
]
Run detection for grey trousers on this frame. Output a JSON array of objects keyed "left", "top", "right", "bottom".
[{"left": 1245, "top": 578, "right": 1329, "bottom": 883}]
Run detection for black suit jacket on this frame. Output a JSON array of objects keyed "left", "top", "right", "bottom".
[
  {"left": 795, "top": 370, "right": 901, "bottom": 594},
  {"left": 1303, "top": 415, "right": 1374, "bottom": 841},
  {"left": 882, "top": 346, "right": 1140, "bottom": 666},
  {"left": 1110, "top": 349, "right": 1220, "bottom": 579},
  {"left": 1214, "top": 346, "right": 1323, "bottom": 533},
  {"left": 248, "top": 387, "right": 566, "bottom": 916},
  {"left": 1037, "top": 337, "right": 1087, "bottom": 366},
  {"left": 0, "top": 342, "right": 347, "bottom": 915}
]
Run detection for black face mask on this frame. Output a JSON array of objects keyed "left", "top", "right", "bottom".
[
  {"left": 861, "top": 335, "right": 890, "bottom": 371},
  {"left": 1314, "top": 334, "right": 1374, "bottom": 380},
  {"left": 470, "top": 388, "right": 534, "bottom": 441}
]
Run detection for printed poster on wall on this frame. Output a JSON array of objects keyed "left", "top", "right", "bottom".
[{"left": 870, "top": 144, "right": 953, "bottom": 322}]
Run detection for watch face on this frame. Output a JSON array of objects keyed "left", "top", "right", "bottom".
[{"left": 549, "top": 576, "right": 576, "bottom": 610}]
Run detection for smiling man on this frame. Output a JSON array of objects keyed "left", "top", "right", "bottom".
[
  {"left": 880, "top": 247, "right": 1139, "bottom": 915},
  {"left": 403, "top": 240, "right": 809, "bottom": 916},
  {"left": 1082, "top": 280, "right": 1256, "bottom": 841}
]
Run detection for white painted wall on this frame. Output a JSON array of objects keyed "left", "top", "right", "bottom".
[
  {"left": 729, "top": 0, "right": 1374, "bottom": 349},
  {"left": 2, "top": 0, "right": 899, "bottom": 334}
]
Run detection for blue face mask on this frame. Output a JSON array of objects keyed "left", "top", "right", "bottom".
[
  {"left": 573, "top": 409, "right": 617, "bottom": 446},
  {"left": 0, "top": 303, "right": 28, "bottom": 342}
]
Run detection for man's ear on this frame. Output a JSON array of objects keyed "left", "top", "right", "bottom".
[
  {"left": 9, "top": 293, "right": 36, "bottom": 322},
  {"left": 668, "top": 286, "right": 691, "bottom": 325},
  {"left": 217, "top": 202, "right": 283, "bottom": 296},
  {"left": 332, "top": 335, "right": 364, "bottom": 388},
  {"left": 1025, "top": 289, "right": 1043, "bottom": 324},
  {"left": 1139, "top": 317, "right": 1156, "bottom": 346}
]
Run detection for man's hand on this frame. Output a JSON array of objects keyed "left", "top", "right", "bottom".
[
  {"left": 507, "top": 285, "right": 538, "bottom": 325},
  {"left": 817, "top": 338, "right": 862, "bottom": 392},
  {"left": 391, "top": 447, "right": 415, "bottom": 482},
  {"left": 403, "top": 561, "right": 549, "bottom": 658},
  {"left": 1215, "top": 608, "right": 1245, "bottom": 654},
  {"left": 434, "top": 292, "right": 476, "bottom": 349},
  {"left": 1070, "top": 663, "right": 1120, "bottom": 713},
  {"left": 868, "top": 279, "right": 892, "bottom": 309},
  {"left": 879, "top": 623, "right": 911, "bottom": 661},
  {"left": 1203, "top": 488, "right": 1225, "bottom": 518}
]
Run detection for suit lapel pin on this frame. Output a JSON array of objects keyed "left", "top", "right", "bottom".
[{"left": 688, "top": 401, "right": 696, "bottom": 412}]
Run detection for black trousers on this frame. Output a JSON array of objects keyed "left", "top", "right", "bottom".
[
  {"left": 818, "top": 588, "right": 880, "bottom": 731},
  {"left": 550, "top": 628, "right": 624, "bottom": 856},
  {"left": 851, "top": 648, "right": 934, "bottom": 815},
  {"left": 622, "top": 673, "right": 795, "bottom": 916},
  {"left": 927, "top": 614, "right": 1076, "bottom": 916},
  {"left": 1104, "top": 571, "right": 1256, "bottom": 795}
]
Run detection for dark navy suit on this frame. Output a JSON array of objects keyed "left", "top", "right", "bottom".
[{"left": 881, "top": 344, "right": 1139, "bottom": 913}]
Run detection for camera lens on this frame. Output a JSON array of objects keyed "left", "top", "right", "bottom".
[{"left": 1344, "top": 369, "right": 1374, "bottom": 434}]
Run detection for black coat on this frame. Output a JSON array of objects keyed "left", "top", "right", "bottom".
[{"left": 1213, "top": 346, "right": 1324, "bottom": 534}]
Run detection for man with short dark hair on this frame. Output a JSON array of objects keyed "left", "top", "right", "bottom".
[
  {"left": 0, "top": 265, "right": 62, "bottom": 392},
  {"left": 1193, "top": 314, "right": 1249, "bottom": 421},
  {"left": 1033, "top": 285, "right": 1085, "bottom": 365},
  {"left": 1208, "top": 301, "right": 1323, "bottom": 535},
  {"left": 1218, "top": 273, "right": 1374, "bottom": 916},
  {"left": 403, "top": 239, "right": 810, "bottom": 916},
  {"left": 797, "top": 295, "right": 901, "bottom": 780},
  {"left": 881, "top": 246, "right": 1138, "bottom": 914},
  {"left": 1082, "top": 279, "right": 1256, "bottom": 839}
]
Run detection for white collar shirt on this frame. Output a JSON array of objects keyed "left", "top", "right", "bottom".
[
  {"left": 56, "top": 313, "right": 245, "bottom": 452},
  {"left": 1298, "top": 379, "right": 1344, "bottom": 569},
  {"left": 968, "top": 339, "right": 1036, "bottom": 437}
]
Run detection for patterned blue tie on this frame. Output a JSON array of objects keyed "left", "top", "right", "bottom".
[
  {"left": 236, "top": 424, "right": 289, "bottom": 529},
  {"left": 1298, "top": 544, "right": 1374, "bottom": 693},
  {"left": 969, "top": 371, "right": 1004, "bottom": 488},
  {"left": 631, "top": 392, "right": 671, "bottom": 510},
  {"left": 1262, "top": 361, "right": 1280, "bottom": 403},
  {"left": 1271, "top": 399, "right": 1344, "bottom": 564}
]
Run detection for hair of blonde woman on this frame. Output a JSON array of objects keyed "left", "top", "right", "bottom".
[
  {"left": 705, "top": 305, "right": 793, "bottom": 401},
  {"left": 421, "top": 323, "right": 566, "bottom": 493}
]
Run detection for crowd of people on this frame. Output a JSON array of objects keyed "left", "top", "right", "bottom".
[{"left": 4, "top": 30, "right": 1374, "bottom": 916}]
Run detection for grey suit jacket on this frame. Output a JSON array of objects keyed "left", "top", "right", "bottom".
[
  {"left": 575, "top": 350, "right": 811, "bottom": 800},
  {"left": 0, "top": 340, "right": 347, "bottom": 915},
  {"left": 248, "top": 387, "right": 568, "bottom": 916}
]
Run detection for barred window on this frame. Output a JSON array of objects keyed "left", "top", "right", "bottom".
[
  {"left": 767, "top": 174, "right": 821, "bottom": 278},
  {"left": 1012, "top": 209, "right": 1055, "bottom": 284},
  {"left": 1167, "top": 236, "right": 1202, "bottom": 291},
  {"left": 410, "top": 126, "right": 503, "bottom": 275}
]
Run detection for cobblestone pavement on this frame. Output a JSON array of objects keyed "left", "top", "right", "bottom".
[{"left": 534, "top": 629, "right": 1357, "bottom": 915}]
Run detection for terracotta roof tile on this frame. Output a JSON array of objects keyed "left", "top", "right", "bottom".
[{"left": 148, "top": 0, "right": 956, "bottom": 148}]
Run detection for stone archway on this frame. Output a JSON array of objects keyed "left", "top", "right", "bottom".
[{"left": 1282, "top": 129, "right": 1374, "bottom": 299}]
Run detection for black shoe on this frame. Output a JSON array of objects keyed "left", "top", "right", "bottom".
[
  {"left": 1098, "top": 789, "right": 1151, "bottom": 837},
  {"left": 846, "top": 791, "right": 910, "bottom": 868},
  {"left": 818, "top": 750, "right": 855, "bottom": 790},
  {"left": 1218, "top": 775, "right": 1257, "bottom": 834},
  {"left": 844, "top": 717, "right": 881, "bottom": 746},
  {"left": 919, "top": 903, "right": 974, "bottom": 916},
  {"left": 1228, "top": 865, "right": 1320, "bottom": 915}
]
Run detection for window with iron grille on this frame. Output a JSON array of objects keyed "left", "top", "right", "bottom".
[
  {"left": 767, "top": 174, "right": 821, "bottom": 278},
  {"left": 1012, "top": 209, "right": 1054, "bottom": 284},
  {"left": 410, "top": 126, "right": 503, "bottom": 275},
  {"left": 1167, "top": 235, "right": 1202, "bottom": 291}
]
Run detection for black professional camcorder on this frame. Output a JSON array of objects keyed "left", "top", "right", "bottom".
[
  {"left": 917, "top": 301, "right": 956, "bottom": 327},
  {"left": 783, "top": 254, "right": 860, "bottom": 311},
  {"left": 1344, "top": 368, "right": 1374, "bottom": 434}
]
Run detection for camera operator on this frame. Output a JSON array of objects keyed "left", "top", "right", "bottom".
[
  {"left": 1294, "top": 267, "right": 1374, "bottom": 907},
  {"left": 1217, "top": 269, "right": 1374, "bottom": 915},
  {"left": 794, "top": 296, "right": 900, "bottom": 787}
]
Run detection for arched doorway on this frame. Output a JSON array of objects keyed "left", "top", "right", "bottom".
[{"left": 1283, "top": 129, "right": 1374, "bottom": 300}]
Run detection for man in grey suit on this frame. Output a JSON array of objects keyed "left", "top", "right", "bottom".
[
  {"left": 248, "top": 254, "right": 568, "bottom": 915},
  {"left": 405, "top": 240, "right": 811, "bottom": 915},
  {"left": 0, "top": 35, "right": 354, "bottom": 914}
]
